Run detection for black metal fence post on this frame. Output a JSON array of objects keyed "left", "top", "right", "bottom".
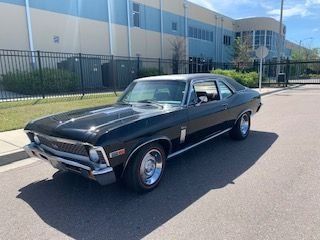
[
  {"left": 37, "top": 50, "right": 45, "bottom": 99},
  {"left": 79, "top": 53, "right": 85, "bottom": 96},
  {"left": 158, "top": 58, "right": 161, "bottom": 75},
  {"left": 111, "top": 55, "right": 117, "bottom": 95},
  {"left": 137, "top": 56, "right": 140, "bottom": 76},
  {"left": 285, "top": 58, "right": 290, "bottom": 87}
]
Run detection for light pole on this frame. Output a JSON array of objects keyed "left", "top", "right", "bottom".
[
  {"left": 276, "top": 0, "right": 284, "bottom": 78},
  {"left": 298, "top": 37, "right": 313, "bottom": 60}
]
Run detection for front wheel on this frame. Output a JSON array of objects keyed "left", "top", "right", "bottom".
[
  {"left": 230, "top": 112, "right": 251, "bottom": 140},
  {"left": 124, "top": 143, "right": 166, "bottom": 193}
]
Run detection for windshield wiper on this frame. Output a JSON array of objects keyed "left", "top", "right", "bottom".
[{"left": 136, "top": 100, "right": 163, "bottom": 108}]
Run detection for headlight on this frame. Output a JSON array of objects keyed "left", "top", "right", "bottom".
[
  {"left": 89, "top": 149, "right": 100, "bottom": 163},
  {"left": 34, "top": 135, "right": 41, "bottom": 145}
]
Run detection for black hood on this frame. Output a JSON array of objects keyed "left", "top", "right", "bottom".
[{"left": 25, "top": 103, "right": 175, "bottom": 142}]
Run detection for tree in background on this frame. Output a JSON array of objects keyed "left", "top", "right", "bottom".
[
  {"left": 170, "top": 38, "right": 186, "bottom": 74},
  {"left": 291, "top": 47, "right": 320, "bottom": 76},
  {"left": 291, "top": 47, "right": 320, "bottom": 61},
  {"left": 233, "top": 36, "right": 253, "bottom": 71}
]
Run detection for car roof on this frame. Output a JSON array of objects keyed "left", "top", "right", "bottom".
[
  {"left": 135, "top": 74, "right": 222, "bottom": 82},
  {"left": 135, "top": 74, "right": 246, "bottom": 91}
]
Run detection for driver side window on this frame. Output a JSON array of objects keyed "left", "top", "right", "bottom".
[{"left": 190, "top": 81, "right": 220, "bottom": 105}]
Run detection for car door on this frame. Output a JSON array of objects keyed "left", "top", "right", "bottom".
[
  {"left": 185, "top": 79, "right": 227, "bottom": 146},
  {"left": 216, "top": 79, "right": 237, "bottom": 129}
]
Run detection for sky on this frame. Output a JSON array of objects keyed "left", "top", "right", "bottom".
[{"left": 189, "top": 0, "right": 320, "bottom": 48}]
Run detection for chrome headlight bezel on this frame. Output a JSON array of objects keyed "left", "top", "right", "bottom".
[
  {"left": 34, "top": 135, "right": 41, "bottom": 145},
  {"left": 89, "top": 148, "right": 100, "bottom": 163}
]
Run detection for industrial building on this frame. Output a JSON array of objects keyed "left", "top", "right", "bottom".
[{"left": 0, "top": 0, "right": 291, "bottom": 62}]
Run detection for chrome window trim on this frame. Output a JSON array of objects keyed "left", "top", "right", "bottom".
[
  {"left": 216, "top": 79, "right": 235, "bottom": 100},
  {"left": 187, "top": 78, "right": 220, "bottom": 106},
  {"left": 25, "top": 130, "right": 110, "bottom": 166}
]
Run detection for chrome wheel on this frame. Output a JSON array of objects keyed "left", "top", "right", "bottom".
[
  {"left": 139, "top": 149, "right": 163, "bottom": 186},
  {"left": 240, "top": 114, "right": 249, "bottom": 136}
]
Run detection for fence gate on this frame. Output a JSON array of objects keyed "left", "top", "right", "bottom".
[{"left": 262, "top": 60, "right": 320, "bottom": 85}]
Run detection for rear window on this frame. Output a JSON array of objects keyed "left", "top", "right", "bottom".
[{"left": 223, "top": 77, "right": 246, "bottom": 91}]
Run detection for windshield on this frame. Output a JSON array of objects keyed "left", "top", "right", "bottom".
[{"left": 118, "top": 80, "right": 186, "bottom": 105}]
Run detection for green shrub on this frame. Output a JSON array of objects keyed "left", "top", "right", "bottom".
[
  {"left": 2, "top": 68, "right": 80, "bottom": 95},
  {"left": 138, "top": 68, "right": 165, "bottom": 78},
  {"left": 211, "top": 69, "right": 258, "bottom": 88}
]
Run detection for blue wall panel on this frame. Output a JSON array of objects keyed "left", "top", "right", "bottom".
[
  {"left": 0, "top": 0, "right": 24, "bottom": 6},
  {"left": 163, "top": 11, "right": 185, "bottom": 36},
  {"left": 0, "top": 0, "right": 236, "bottom": 62},
  {"left": 110, "top": 0, "right": 127, "bottom": 26}
]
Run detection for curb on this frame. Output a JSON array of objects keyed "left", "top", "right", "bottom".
[
  {"left": 260, "top": 84, "right": 301, "bottom": 96},
  {"left": 0, "top": 149, "right": 29, "bottom": 167},
  {"left": 0, "top": 84, "right": 302, "bottom": 167}
]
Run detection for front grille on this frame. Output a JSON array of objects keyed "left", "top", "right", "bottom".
[{"left": 38, "top": 135, "right": 88, "bottom": 156}]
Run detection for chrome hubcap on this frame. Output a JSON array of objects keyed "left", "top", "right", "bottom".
[
  {"left": 240, "top": 114, "right": 249, "bottom": 136},
  {"left": 139, "top": 149, "right": 163, "bottom": 186}
]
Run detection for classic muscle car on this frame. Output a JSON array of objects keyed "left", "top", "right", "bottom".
[{"left": 24, "top": 74, "right": 262, "bottom": 192}]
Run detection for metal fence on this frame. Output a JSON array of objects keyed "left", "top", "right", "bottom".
[
  {"left": 0, "top": 49, "right": 245, "bottom": 101},
  {"left": 1, "top": 49, "right": 320, "bottom": 101},
  {"left": 261, "top": 59, "right": 320, "bottom": 85}
]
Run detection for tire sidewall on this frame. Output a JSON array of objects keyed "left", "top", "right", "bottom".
[
  {"left": 239, "top": 113, "right": 250, "bottom": 138},
  {"left": 132, "top": 144, "right": 166, "bottom": 192}
]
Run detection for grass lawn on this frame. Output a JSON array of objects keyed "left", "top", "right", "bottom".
[{"left": 0, "top": 93, "right": 119, "bottom": 132}]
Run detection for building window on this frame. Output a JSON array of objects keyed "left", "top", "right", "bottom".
[
  {"left": 223, "top": 35, "right": 231, "bottom": 45},
  {"left": 172, "top": 22, "right": 178, "bottom": 31},
  {"left": 188, "top": 26, "right": 214, "bottom": 42},
  {"left": 210, "top": 31, "right": 214, "bottom": 42},
  {"left": 188, "top": 27, "right": 193, "bottom": 37},
  {"left": 205, "top": 30, "right": 209, "bottom": 41},
  {"left": 133, "top": 3, "right": 140, "bottom": 27},
  {"left": 254, "top": 30, "right": 266, "bottom": 49},
  {"left": 197, "top": 29, "right": 201, "bottom": 39},
  {"left": 202, "top": 29, "right": 205, "bottom": 40}
]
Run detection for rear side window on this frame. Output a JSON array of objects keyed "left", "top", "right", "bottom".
[
  {"left": 190, "top": 81, "right": 220, "bottom": 104},
  {"left": 217, "top": 81, "right": 233, "bottom": 99}
]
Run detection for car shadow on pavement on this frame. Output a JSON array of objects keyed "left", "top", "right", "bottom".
[{"left": 17, "top": 130, "right": 278, "bottom": 240}]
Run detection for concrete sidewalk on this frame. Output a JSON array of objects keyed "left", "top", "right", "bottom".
[
  {"left": 0, "top": 129, "right": 29, "bottom": 166},
  {"left": 0, "top": 85, "right": 300, "bottom": 166}
]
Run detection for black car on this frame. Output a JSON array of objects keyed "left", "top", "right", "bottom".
[{"left": 24, "top": 74, "right": 262, "bottom": 192}]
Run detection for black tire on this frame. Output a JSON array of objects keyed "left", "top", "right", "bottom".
[
  {"left": 230, "top": 112, "right": 251, "bottom": 140},
  {"left": 124, "top": 143, "right": 166, "bottom": 193}
]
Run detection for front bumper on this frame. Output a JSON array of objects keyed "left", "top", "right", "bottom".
[{"left": 24, "top": 143, "right": 116, "bottom": 185}]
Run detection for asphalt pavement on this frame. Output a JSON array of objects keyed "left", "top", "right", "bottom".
[{"left": 0, "top": 85, "right": 319, "bottom": 240}]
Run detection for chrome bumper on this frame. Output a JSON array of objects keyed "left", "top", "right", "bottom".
[{"left": 24, "top": 143, "right": 116, "bottom": 186}]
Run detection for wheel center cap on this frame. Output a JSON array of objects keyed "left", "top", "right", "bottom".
[{"left": 145, "top": 160, "right": 155, "bottom": 175}]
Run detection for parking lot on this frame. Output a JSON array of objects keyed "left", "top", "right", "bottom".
[{"left": 0, "top": 85, "right": 320, "bottom": 240}]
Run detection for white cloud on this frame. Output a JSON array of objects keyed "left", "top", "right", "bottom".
[
  {"left": 312, "top": 28, "right": 319, "bottom": 32},
  {"left": 188, "top": 0, "right": 257, "bottom": 12},
  {"left": 267, "top": 0, "right": 320, "bottom": 19},
  {"left": 267, "top": 4, "right": 310, "bottom": 18}
]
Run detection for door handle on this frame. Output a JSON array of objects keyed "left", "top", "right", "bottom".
[{"left": 222, "top": 103, "right": 228, "bottom": 110}]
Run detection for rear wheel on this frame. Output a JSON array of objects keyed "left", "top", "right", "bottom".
[
  {"left": 230, "top": 112, "right": 251, "bottom": 140},
  {"left": 124, "top": 143, "right": 166, "bottom": 193}
]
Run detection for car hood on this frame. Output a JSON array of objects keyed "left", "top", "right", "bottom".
[{"left": 25, "top": 103, "right": 175, "bottom": 142}]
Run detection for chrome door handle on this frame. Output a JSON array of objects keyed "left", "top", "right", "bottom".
[{"left": 223, "top": 104, "right": 228, "bottom": 110}]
